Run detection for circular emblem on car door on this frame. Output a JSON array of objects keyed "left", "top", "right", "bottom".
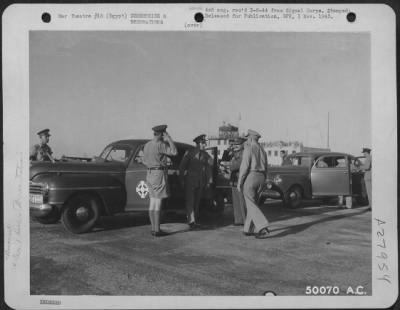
[{"left": 136, "top": 180, "right": 149, "bottom": 199}]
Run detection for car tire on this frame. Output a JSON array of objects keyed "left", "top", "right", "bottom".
[
  {"left": 61, "top": 193, "right": 101, "bottom": 234},
  {"left": 35, "top": 207, "right": 61, "bottom": 224},
  {"left": 284, "top": 186, "right": 303, "bottom": 209}
]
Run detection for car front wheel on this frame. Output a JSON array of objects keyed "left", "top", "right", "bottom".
[
  {"left": 284, "top": 186, "right": 303, "bottom": 209},
  {"left": 61, "top": 193, "right": 101, "bottom": 234}
]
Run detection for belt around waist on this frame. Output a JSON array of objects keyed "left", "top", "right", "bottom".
[
  {"left": 250, "top": 170, "right": 266, "bottom": 174},
  {"left": 148, "top": 167, "right": 168, "bottom": 171}
]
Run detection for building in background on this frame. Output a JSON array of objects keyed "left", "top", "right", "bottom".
[
  {"left": 207, "top": 122, "right": 241, "bottom": 158},
  {"left": 207, "top": 123, "right": 330, "bottom": 163},
  {"left": 262, "top": 141, "right": 330, "bottom": 166}
]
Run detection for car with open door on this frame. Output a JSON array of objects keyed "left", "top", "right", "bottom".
[
  {"left": 264, "top": 152, "right": 367, "bottom": 208},
  {"left": 29, "top": 139, "right": 228, "bottom": 233}
]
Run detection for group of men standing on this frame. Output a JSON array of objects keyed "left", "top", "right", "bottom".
[
  {"left": 31, "top": 126, "right": 372, "bottom": 236},
  {"left": 141, "top": 124, "right": 271, "bottom": 238}
]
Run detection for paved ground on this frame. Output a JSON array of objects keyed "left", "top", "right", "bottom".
[{"left": 30, "top": 201, "right": 371, "bottom": 296}]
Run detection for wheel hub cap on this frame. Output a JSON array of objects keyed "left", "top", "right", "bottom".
[{"left": 76, "top": 206, "right": 89, "bottom": 221}]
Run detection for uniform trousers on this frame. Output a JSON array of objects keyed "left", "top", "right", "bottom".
[
  {"left": 232, "top": 187, "right": 246, "bottom": 224},
  {"left": 243, "top": 172, "right": 269, "bottom": 234},
  {"left": 185, "top": 184, "right": 204, "bottom": 223},
  {"left": 364, "top": 170, "right": 372, "bottom": 207}
]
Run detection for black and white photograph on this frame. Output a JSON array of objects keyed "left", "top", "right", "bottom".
[{"left": 3, "top": 3, "right": 397, "bottom": 309}]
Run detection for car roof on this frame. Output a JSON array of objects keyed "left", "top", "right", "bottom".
[
  {"left": 109, "top": 139, "right": 193, "bottom": 150},
  {"left": 288, "top": 152, "right": 354, "bottom": 158}
]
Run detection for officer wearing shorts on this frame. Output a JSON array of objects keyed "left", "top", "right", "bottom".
[
  {"left": 30, "top": 129, "right": 55, "bottom": 163},
  {"left": 179, "top": 134, "right": 213, "bottom": 229},
  {"left": 142, "top": 125, "right": 177, "bottom": 236}
]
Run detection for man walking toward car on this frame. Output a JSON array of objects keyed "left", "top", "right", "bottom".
[
  {"left": 179, "top": 134, "right": 213, "bottom": 229},
  {"left": 238, "top": 129, "right": 270, "bottom": 238},
  {"left": 142, "top": 125, "right": 177, "bottom": 237}
]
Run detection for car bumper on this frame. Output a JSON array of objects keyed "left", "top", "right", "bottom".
[
  {"left": 261, "top": 189, "right": 281, "bottom": 199},
  {"left": 30, "top": 203, "right": 53, "bottom": 217}
]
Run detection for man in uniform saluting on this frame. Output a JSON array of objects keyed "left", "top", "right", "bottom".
[
  {"left": 30, "top": 129, "right": 55, "bottom": 163},
  {"left": 238, "top": 129, "right": 270, "bottom": 238},
  {"left": 179, "top": 134, "right": 213, "bottom": 229},
  {"left": 142, "top": 125, "right": 177, "bottom": 237}
]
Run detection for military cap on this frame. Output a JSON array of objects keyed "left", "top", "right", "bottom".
[
  {"left": 247, "top": 129, "right": 261, "bottom": 138},
  {"left": 193, "top": 134, "right": 207, "bottom": 144},
  {"left": 37, "top": 129, "right": 51, "bottom": 137},
  {"left": 362, "top": 147, "right": 371, "bottom": 154},
  {"left": 233, "top": 137, "right": 247, "bottom": 145},
  {"left": 152, "top": 124, "right": 167, "bottom": 133}
]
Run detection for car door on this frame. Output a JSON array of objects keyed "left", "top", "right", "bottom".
[
  {"left": 125, "top": 145, "right": 149, "bottom": 211},
  {"left": 310, "top": 155, "right": 351, "bottom": 196}
]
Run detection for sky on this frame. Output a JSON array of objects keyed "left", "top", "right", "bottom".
[{"left": 30, "top": 31, "right": 370, "bottom": 157}]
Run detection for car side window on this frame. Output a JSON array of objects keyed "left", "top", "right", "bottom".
[
  {"left": 133, "top": 145, "right": 145, "bottom": 165},
  {"left": 106, "top": 146, "right": 133, "bottom": 163},
  {"left": 315, "top": 156, "right": 346, "bottom": 168}
]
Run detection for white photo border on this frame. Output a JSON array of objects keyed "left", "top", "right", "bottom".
[{"left": 3, "top": 3, "right": 397, "bottom": 309}]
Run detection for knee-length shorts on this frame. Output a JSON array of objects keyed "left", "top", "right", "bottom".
[{"left": 146, "top": 170, "right": 170, "bottom": 199}]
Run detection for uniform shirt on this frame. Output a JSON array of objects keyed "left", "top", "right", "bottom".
[
  {"left": 30, "top": 144, "right": 53, "bottom": 161},
  {"left": 238, "top": 140, "right": 268, "bottom": 187},
  {"left": 142, "top": 139, "right": 177, "bottom": 169},
  {"left": 179, "top": 148, "right": 213, "bottom": 187},
  {"left": 361, "top": 154, "right": 372, "bottom": 171},
  {"left": 230, "top": 147, "right": 244, "bottom": 184}
]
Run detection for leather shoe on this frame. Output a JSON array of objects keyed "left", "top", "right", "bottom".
[
  {"left": 255, "top": 228, "right": 270, "bottom": 239},
  {"left": 189, "top": 222, "right": 201, "bottom": 230},
  {"left": 153, "top": 230, "right": 168, "bottom": 237},
  {"left": 242, "top": 232, "right": 254, "bottom": 236}
]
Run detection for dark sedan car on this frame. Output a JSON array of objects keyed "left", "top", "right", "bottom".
[
  {"left": 30, "top": 139, "right": 227, "bottom": 233},
  {"left": 265, "top": 152, "right": 368, "bottom": 208}
]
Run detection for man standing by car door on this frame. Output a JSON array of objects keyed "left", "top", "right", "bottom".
[
  {"left": 142, "top": 125, "right": 177, "bottom": 237},
  {"left": 361, "top": 147, "right": 372, "bottom": 210},
  {"left": 238, "top": 129, "right": 270, "bottom": 239},
  {"left": 230, "top": 136, "right": 247, "bottom": 226},
  {"left": 179, "top": 134, "right": 213, "bottom": 229}
]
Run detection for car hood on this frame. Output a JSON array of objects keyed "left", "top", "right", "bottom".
[{"left": 30, "top": 160, "right": 125, "bottom": 179}]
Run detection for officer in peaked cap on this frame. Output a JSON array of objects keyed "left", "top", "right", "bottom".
[
  {"left": 30, "top": 128, "right": 55, "bottom": 162},
  {"left": 238, "top": 129, "right": 270, "bottom": 238},
  {"left": 230, "top": 136, "right": 247, "bottom": 226},
  {"left": 142, "top": 124, "right": 178, "bottom": 237},
  {"left": 361, "top": 147, "right": 372, "bottom": 210},
  {"left": 179, "top": 134, "right": 213, "bottom": 229}
]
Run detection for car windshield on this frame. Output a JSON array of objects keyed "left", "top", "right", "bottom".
[
  {"left": 283, "top": 156, "right": 313, "bottom": 167},
  {"left": 99, "top": 145, "right": 133, "bottom": 163}
]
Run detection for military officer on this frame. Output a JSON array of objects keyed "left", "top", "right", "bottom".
[
  {"left": 142, "top": 125, "right": 178, "bottom": 237},
  {"left": 179, "top": 134, "right": 213, "bottom": 229},
  {"left": 230, "top": 136, "right": 247, "bottom": 225},
  {"left": 238, "top": 129, "right": 270, "bottom": 238},
  {"left": 361, "top": 147, "right": 372, "bottom": 210},
  {"left": 30, "top": 129, "right": 55, "bottom": 163}
]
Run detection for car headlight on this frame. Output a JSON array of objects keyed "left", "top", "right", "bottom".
[
  {"left": 273, "top": 175, "right": 282, "bottom": 184},
  {"left": 42, "top": 183, "right": 50, "bottom": 195}
]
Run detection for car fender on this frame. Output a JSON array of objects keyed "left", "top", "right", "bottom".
[{"left": 31, "top": 172, "right": 126, "bottom": 215}]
